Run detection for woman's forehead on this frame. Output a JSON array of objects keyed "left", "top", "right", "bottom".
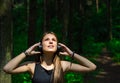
[{"left": 43, "top": 34, "right": 57, "bottom": 39}]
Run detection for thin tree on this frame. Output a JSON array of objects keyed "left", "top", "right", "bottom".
[
  {"left": 96, "top": 0, "right": 99, "bottom": 13},
  {"left": 106, "top": 0, "right": 112, "bottom": 40},
  {"left": 28, "top": 0, "right": 37, "bottom": 46},
  {"left": 67, "top": 0, "right": 74, "bottom": 48},
  {"left": 43, "top": 0, "right": 50, "bottom": 32},
  {"left": 55, "top": 0, "right": 67, "bottom": 42},
  {"left": 78, "top": 0, "right": 85, "bottom": 53},
  {"left": 0, "top": 0, "right": 12, "bottom": 16},
  {"left": 0, "top": 0, "right": 13, "bottom": 83}
]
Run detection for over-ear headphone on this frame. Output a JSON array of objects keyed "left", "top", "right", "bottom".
[
  {"left": 38, "top": 44, "right": 62, "bottom": 52},
  {"left": 38, "top": 45, "right": 42, "bottom": 52}
]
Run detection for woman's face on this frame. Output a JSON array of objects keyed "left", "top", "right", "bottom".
[{"left": 42, "top": 33, "right": 58, "bottom": 53}]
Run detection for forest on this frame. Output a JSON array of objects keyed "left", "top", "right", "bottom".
[{"left": 0, "top": 0, "right": 120, "bottom": 83}]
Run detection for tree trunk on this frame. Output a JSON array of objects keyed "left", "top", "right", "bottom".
[
  {"left": 67, "top": 0, "right": 74, "bottom": 48},
  {"left": 55, "top": 0, "right": 63, "bottom": 21},
  {"left": 62, "top": 0, "right": 69, "bottom": 43},
  {"left": 106, "top": 0, "right": 112, "bottom": 40},
  {"left": 96, "top": 0, "right": 99, "bottom": 13},
  {"left": 55, "top": 0, "right": 67, "bottom": 42},
  {"left": 0, "top": 0, "right": 11, "bottom": 16},
  {"left": 43, "top": 0, "right": 50, "bottom": 32},
  {"left": 0, "top": 6, "right": 12, "bottom": 83},
  {"left": 28, "top": 0, "right": 37, "bottom": 46},
  {"left": 78, "top": 0, "right": 85, "bottom": 53}
]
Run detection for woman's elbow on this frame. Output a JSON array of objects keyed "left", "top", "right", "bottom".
[
  {"left": 90, "top": 65, "right": 97, "bottom": 71},
  {"left": 3, "top": 66, "right": 12, "bottom": 74}
]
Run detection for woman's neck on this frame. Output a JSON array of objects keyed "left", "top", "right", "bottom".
[
  {"left": 42, "top": 53, "right": 54, "bottom": 65},
  {"left": 41, "top": 54, "right": 54, "bottom": 70}
]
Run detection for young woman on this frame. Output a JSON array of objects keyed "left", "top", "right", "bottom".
[{"left": 3, "top": 32, "right": 96, "bottom": 83}]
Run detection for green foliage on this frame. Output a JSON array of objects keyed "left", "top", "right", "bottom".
[
  {"left": 37, "top": 0, "right": 44, "bottom": 4},
  {"left": 107, "top": 39, "right": 120, "bottom": 53},
  {"left": 83, "top": 37, "right": 105, "bottom": 56},
  {"left": 13, "top": 4, "right": 28, "bottom": 55},
  {"left": 12, "top": 4, "right": 29, "bottom": 83},
  {"left": 107, "top": 39, "right": 120, "bottom": 63},
  {"left": 12, "top": 73, "right": 31, "bottom": 83},
  {"left": 65, "top": 72, "right": 84, "bottom": 83},
  {"left": 50, "top": 17, "right": 64, "bottom": 42}
]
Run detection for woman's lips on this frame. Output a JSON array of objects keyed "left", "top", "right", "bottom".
[{"left": 48, "top": 45, "right": 54, "bottom": 48}]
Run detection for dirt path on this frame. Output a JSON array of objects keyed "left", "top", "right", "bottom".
[{"left": 95, "top": 56, "right": 120, "bottom": 83}]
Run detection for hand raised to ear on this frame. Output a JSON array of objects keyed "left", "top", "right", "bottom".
[
  {"left": 25, "top": 42, "right": 41, "bottom": 56},
  {"left": 58, "top": 43, "right": 73, "bottom": 56},
  {"left": 59, "top": 51, "right": 69, "bottom": 56}
]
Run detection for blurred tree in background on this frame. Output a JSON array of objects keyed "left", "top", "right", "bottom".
[
  {"left": 0, "top": 0, "right": 12, "bottom": 83},
  {"left": 0, "top": 0, "right": 120, "bottom": 83}
]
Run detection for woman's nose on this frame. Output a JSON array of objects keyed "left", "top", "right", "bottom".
[{"left": 49, "top": 40, "right": 53, "bottom": 44}]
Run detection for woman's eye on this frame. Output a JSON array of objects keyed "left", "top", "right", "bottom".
[
  {"left": 44, "top": 38, "right": 49, "bottom": 41},
  {"left": 44, "top": 38, "right": 57, "bottom": 42},
  {"left": 52, "top": 38, "right": 56, "bottom": 41}
]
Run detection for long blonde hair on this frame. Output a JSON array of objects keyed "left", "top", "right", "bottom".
[
  {"left": 53, "top": 55, "right": 64, "bottom": 83},
  {"left": 37, "top": 31, "right": 64, "bottom": 83}
]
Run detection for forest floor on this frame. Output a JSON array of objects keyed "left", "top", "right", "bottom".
[{"left": 94, "top": 55, "right": 120, "bottom": 83}]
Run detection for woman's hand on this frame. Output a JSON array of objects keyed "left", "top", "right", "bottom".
[
  {"left": 58, "top": 43, "right": 73, "bottom": 57},
  {"left": 25, "top": 42, "right": 41, "bottom": 56}
]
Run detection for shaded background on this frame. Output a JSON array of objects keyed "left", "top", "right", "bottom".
[{"left": 0, "top": 0, "right": 120, "bottom": 83}]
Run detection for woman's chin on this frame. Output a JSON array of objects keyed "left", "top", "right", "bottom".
[{"left": 44, "top": 50, "right": 56, "bottom": 53}]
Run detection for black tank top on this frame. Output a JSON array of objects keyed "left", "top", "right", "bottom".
[{"left": 32, "top": 63, "right": 53, "bottom": 83}]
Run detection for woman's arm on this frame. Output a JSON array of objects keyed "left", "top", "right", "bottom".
[
  {"left": 59, "top": 43, "right": 96, "bottom": 73},
  {"left": 3, "top": 52, "right": 29, "bottom": 74},
  {"left": 3, "top": 43, "right": 40, "bottom": 74},
  {"left": 67, "top": 53, "right": 96, "bottom": 72}
]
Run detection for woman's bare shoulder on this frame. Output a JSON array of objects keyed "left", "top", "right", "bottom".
[{"left": 61, "top": 60, "right": 71, "bottom": 72}]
